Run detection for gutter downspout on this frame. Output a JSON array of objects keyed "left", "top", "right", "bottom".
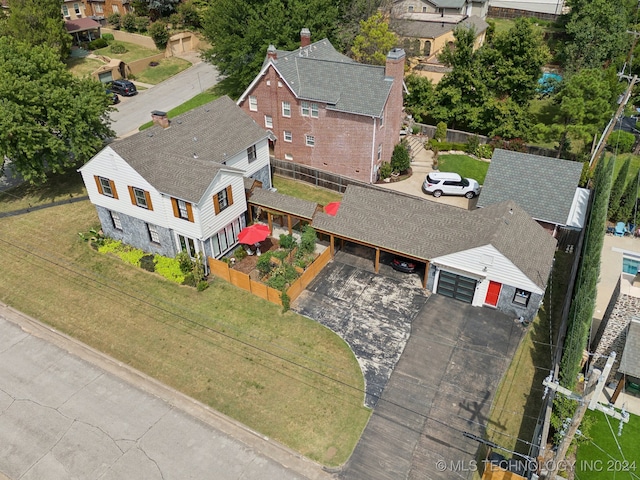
[{"left": 370, "top": 117, "right": 377, "bottom": 183}]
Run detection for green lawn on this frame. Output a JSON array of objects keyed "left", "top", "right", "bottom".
[
  {"left": 609, "top": 153, "right": 640, "bottom": 199},
  {"left": 135, "top": 57, "right": 192, "bottom": 85},
  {"left": 139, "top": 89, "right": 221, "bottom": 130},
  {"left": 65, "top": 57, "right": 104, "bottom": 78},
  {"left": 437, "top": 154, "right": 490, "bottom": 184},
  {"left": 486, "top": 251, "right": 573, "bottom": 456},
  {"left": 93, "top": 41, "right": 160, "bottom": 63},
  {"left": 576, "top": 410, "right": 640, "bottom": 480},
  {"left": 0, "top": 173, "right": 369, "bottom": 466},
  {"left": 489, "top": 18, "right": 516, "bottom": 35},
  {"left": 273, "top": 175, "right": 342, "bottom": 205}
]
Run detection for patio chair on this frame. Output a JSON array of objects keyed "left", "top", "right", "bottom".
[
  {"left": 607, "top": 226, "right": 615, "bottom": 235},
  {"left": 614, "top": 222, "right": 627, "bottom": 237}
]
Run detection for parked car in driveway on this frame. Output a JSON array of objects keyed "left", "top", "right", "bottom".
[
  {"left": 391, "top": 257, "right": 417, "bottom": 273},
  {"left": 106, "top": 89, "right": 119, "bottom": 105},
  {"left": 422, "top": 172, "right": 480, "bottom": 199},
  {"left": 108, "top": 79, "right": 137, "bottom": 97}
]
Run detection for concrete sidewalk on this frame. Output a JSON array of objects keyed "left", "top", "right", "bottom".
[{"left": 0, "top": 303, "right": 332, "bottom": 480}]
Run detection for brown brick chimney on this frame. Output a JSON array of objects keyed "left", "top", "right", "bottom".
[
  {"left": 151, "top": 110, "right": 170, "bottom": 129},
  {"left": 267, "top": 44, "right": 277, "bottom": 61},
  {"left": 300, "top": 28, "right": 311, "bottom": 47}
]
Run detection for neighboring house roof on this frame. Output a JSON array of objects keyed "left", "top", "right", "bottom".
[
  {"left": 490, "top": 0, "right": 566, "bottom": 15},
  {"left": 312, "top": 185, "right": 556, "bottom": 289},
  {"left": 106, "top": 95, "right": 268, "bottom": 203},
  {"left": 391, "top": 15, "right": 488, "bottom": 39},
  {"left": 248, "top": 188, "right": 319, "bottom": 220},
  {"left": 65, "top": 18, "right": 101, "bottom": 33},
  {"left": 619, "top": 318, "right": 640, "bottom": 379},
  {"left": 248, "top": 39, "right": 396, "bottom": 118},
  {"left": 478, "top": 149, "right": 584, "bottom": 226}
]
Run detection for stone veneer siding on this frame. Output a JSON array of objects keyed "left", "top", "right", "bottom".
[
  {"left": 248, "top": 165, "right": 271, "bottom": 189},
  {"left": 593, "top": 293, "right": 640, "bottom": 381}
]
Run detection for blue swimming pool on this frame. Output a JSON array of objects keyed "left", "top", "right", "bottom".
[{"left": 537, "top": 72, "right": 563, "bottom": 94}]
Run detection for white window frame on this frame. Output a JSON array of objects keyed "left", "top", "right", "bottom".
[
  {"left": 110, "top": 211, "right": 122, "bottom": 230},
  {"left": 264, "top": 115, "right": 273, "bottom": 128},
  {"left": 95, "top": 3, "right": 103, "bottom": 13},
  {"left": 512, "top": 289, "right": 531, "bottom": 307},
  {"left": 62, "top": 5, "right": 69, "bottom": 16},
  {"left": 282, "top": 101, "right": 291, "bottom": 117},
  {"left": 284, "top": 131, "right": 292, "bottom": 142},
  {"left": 311, "top": 103, "right": 319, "bottom": 118},
  {"left": 176, "top": 199, "right": 189, "bottom": 220},
  {"left": 147, "top": 223, "right": 160, "bottom": 243},
  {"left": 177, "top": 234, "right": 197, "bottom": 258},
  {"left": 133, "top": 187, "right": 148, "bottom": 209},
  {"left": 247, "top": 144, "right": 257, "bottom": 163},
  {"left": 99, "top": 177, "right": 114, "bottom": 197},
  {"left": 408, "top": 5, "right": 414, "bottom": 12},
  {"left": 284, "top": 153, "right": 293, "bottom": 160},
  {"left": 74, "top": 2, "right": 81, "bottom": 14},
  {"left": 305, "top": 135, "right": 315, "bottom": 147},
  {"left": 380, "top": 111, "right": 384, "bottom": 127},
  {"left": 249, "top": 95, "right": 258, "bottom": 112},
  {"left": 217, "top": 188, "right": 230, "bottom": 211},
  {"left": 112, "top": 4, "right": 119, "bottom": 13},
  {"left": 377, "top": 144, "right": 382, "bottom": 161},
  {"left": 301, "top": 101, "right": 310, "bottom": 116},
  {"left": 422, "top": 6, "right": 427, "bottom": 12}
]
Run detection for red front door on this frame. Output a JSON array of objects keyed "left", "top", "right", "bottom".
[{"left": 485, "top": 281, "right": 502, "bottom": 306}]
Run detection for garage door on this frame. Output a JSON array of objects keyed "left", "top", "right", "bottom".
[
  {"left": 437, "top": 270, "right": 477, "bottom": 303},
  {"left": 98, "top": 71, "right": 113, "bottom": 83}
]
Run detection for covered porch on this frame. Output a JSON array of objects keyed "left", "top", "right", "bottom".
[{"left": 65, "top": 18, "right": 101, "bottom": 45}]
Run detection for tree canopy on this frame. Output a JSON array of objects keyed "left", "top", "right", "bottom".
[
  {"left": 0, "top": 0, "right": 71, "bottom": 60},
  {"left": 0, "top": 38, "right": 114, "bottom": 184},
  {"left": 351, "top": 12, "right": 397, "bottom": 65}
]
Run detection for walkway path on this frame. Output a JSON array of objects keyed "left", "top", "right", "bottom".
[{"left": 0, "top": 303, "right": 332, "bottom": 480}]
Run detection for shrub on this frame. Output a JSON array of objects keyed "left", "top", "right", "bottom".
[
  {"left": 107, "top": 13, "right": 121, "bottom": 29},
  {"left": 379, "top": 161, "right": 393, "bottom": 180},
  {"left": 182, "top": 272, "right": 197, "bottom": 287},
  {"left": 427, "top": 139, "right": 466, "bottom": 151},
  {"left": 257, "top": 252, "right": 274, "bottom": 276},
  {"left": 149, "top": 21, "right": 170, "bottom": 48},
  {"left": 97, "top": 238, "right": 123, "bottom": 254},
  {"left": 465, "top": 135, "right": 480, "bottom": 155},
  {"left": 412, "top": 125, "right": 420, "bottom": 134},
  {"left": 102, "top": 33, "right": 114, "bottom": 43},
  {"left": 88, "top": 38, "right": 108, "bottom": 50},
  {"left": 609, "top": 131, "right": 635, "bottom": 154},
  {"left": 476, "top": 144, "right": 494, "bottom": 159},
  {"left": 177, "top": 0, "right": 201, "bottom": 28},
  {"left": 233, "top": 246, "right": 247, "bottom": 261},
  {"left": 279, "top": 234, "right": 296, "bottom": 250},
  {"left": 122, "top": 13, "right": 137, "bottom": 32},
  {"left": 434, "top": 121, "right": 447, "bottom": 142},
  {"left": 110, "top": 43, "right": 127, "bottom": 54},
  {"left": 168, "top": 13, "right": 182, "bottom": 27},
  {"left": 272, "top": 249, "right": 288, "bottom": 260},
  {"left": 300, "top": 226, "right": 316, "bottom": 254},
  {"left": 135, "top": 16, "right": 150, "bottom": 32},
  {"left": 391, "top": 141, "right": 411, "bottom": 172},
  {"left": 197, "top": 280, "right": 209, "bottom": 292},
  {"left": 489, "top": 136, "right": 527, "bottom": 153},
  {"left": 176, "top": 250, "right": 194, "bottom": 274},
  {"left": 140, "top": 254, "right": 155, "bottom": 272},
  {"left": 281, "top": 291, "right": 290, "bottom": 312},
  {"left": 266, "top": 272, "right": 287, "bottom": 290},
  {"left": 118, "top": 247, "right": 145, "bottom": 267}
]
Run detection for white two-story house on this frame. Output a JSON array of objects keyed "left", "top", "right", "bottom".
[{"left": 79, "top": 96, "right": 272, "bottom": 260}]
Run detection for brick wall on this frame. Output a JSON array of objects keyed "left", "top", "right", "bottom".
[{"left": 240, "top": 49, "right": 406, "bottom": 184}]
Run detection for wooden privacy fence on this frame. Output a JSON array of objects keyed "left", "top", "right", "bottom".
[
  {"left": 271, "top": 158, "right": 370, "bottom": 194},
  {"left": 207, "top": 247, "right": 332, "bottom": 307}
]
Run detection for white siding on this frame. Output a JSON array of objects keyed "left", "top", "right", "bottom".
[
  {"left": 198, "top": 171, "right": 247, "bottom": 239},
  {"left": 79, "top": 146, "right": 170, "bottom": 227},
  {"left": 224, "top": 138, "right": 270, "bottom": 179},
  {"left": 432, "top": 244, "right": 544, "bottom": 297}
]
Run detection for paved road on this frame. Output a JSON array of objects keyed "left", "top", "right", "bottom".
[
  {"left": 109, "top": 55, "right": 221, "bottom": 137},
  {"left": 0, "top": 303, "right": 332, "bottom": 480}
]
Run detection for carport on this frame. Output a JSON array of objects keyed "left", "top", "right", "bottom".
[{"left": 247, "top": 187, "right": 321, "bottom": 234}]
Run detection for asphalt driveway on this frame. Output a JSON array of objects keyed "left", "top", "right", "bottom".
[
  {"left": 340, "top": 295, "right": 525, "bottom": 480},
  {"left": 293, "top": 246, "right": 429, "bottom": 407}
]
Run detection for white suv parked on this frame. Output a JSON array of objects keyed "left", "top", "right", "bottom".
[{"left": 422, "top": 172, "right": 480, "bottom": 199}]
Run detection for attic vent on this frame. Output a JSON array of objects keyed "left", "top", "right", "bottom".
[
  {"left": 147, "top": 132, "right": 154, "bottom": 137},
  {"left": 193, "top": 153, "right": 199, "bottom": 159},
  {"left": 193, "top": 137, "right": 198, "bottom": 142},
  {"left": 177, "top": 120, "right": 182, "bottom": 124},
  {"left": 205, "top": 108, "right": 210, "bottom": 112}
]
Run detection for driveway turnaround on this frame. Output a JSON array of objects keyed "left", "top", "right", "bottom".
[
  {"left": 293, "top": 247, "right": 429, "bottom": 407},
  {"left": 340, "top": 295, "right": 525, "bottom": 480},
  {"left": 0, "top": 304, "right": 331, "bottom": 480}
]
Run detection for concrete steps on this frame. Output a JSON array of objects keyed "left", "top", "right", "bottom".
[{"left": 404, "top": 135, "right": 433, "bottom": 173}]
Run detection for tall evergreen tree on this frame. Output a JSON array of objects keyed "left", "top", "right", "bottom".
[{"left": 608, "top": 157, "right": 630, "bottom": 220}]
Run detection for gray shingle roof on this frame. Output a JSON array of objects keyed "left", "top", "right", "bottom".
[
  {"left": 620, "top": 319, "right": 640, "bottom": 378},
  {"left": 248, "top": 188, "right": 319, "bottom": 220},
  {"left": 269, "top": 39, "right": 397, "bottom": 117},
  {"left": 110, "top": 96, "right": 268, "bottom": 203},
  {"left": 391, "top": 15, "right": 488, "bottom": 39},
  {"left": 478, "top": 149, "right": 584, "bottom": 226},
  {"left": 312, "top": 185, "right": 556, "bottom": 289}
]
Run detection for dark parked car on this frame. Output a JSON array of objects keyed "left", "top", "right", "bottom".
[
  {"left": 108, "top": 79, "right": 137, "bottom": 96},
  {"left": 391, "top": 257, "right": 417, "bottom": 273},
  {"left": 106, "top": 89, "right": 119, "bottom": 105}
]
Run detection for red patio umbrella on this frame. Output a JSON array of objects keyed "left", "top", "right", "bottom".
[
  {"left": 237, "top": 224, "right": 271, "bottom": 244},
  {"left": 325, "top": 201, "right": 341, "bottom": 216}
]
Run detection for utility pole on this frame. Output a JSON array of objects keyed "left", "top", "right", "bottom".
[{"left": 542, "top": 353, "right": 629, "bottom": 479}]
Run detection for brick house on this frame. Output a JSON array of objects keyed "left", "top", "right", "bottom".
[
  {"left": 237, "top": 30, "right": 406, "bottom": 184},
  {"left": 84, "top": 0, "right": 132, "bottom": 18}
]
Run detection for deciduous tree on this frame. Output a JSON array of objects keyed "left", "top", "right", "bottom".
[
  {"left": 0, "top": 38, "right": 113, "bottom": 184},
  {"left": 0, "top": 0, "right": 71, "bottom": 60},
  {"left": 404, "top": 75, "right": 435, "bottom": 124}
]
